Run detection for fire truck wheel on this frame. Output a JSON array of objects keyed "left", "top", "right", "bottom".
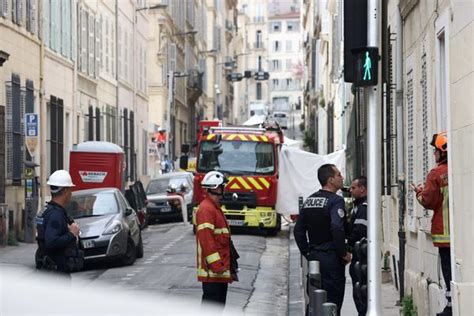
[
  {"left": 121, "top": 237, "right": 137, "bottom": 266},
  {"left": 136, "top": 232, "right": 144, "bottom": 259}
]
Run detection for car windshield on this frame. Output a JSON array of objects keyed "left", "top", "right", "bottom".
[
  {"left": 197, "top": 140, "right": 275, "bottom": 175},
  {"left": 67, "top": 192, "right": 119, "bottom": 219},
  {"left": 146, "top": 176, "right": 189, "bottom": 195}
]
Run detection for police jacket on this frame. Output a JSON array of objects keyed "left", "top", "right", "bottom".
[
  {"left": 36, "top": 201, "right": 77, "bottom": 272},
  {"left": 416, "top": 161, "right": 449, "bottom": 247},
  {"left": 294, "top": 189, "right": 347, "bottom": 259},
  {"left": 195, "top": 196, "right": 233, "bottom": 283},
  {"left": 347, "top": 197, "right": 367, "bottom": 248}
]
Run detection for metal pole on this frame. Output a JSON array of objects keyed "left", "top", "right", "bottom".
[
  {"left": 367, "top": 0, "right": 382, "bottom": 314},
  {"left": 165, "top": 71, "right": 174, "bottom": 160},
  {"left": 395, "top": 5, "right": 406, "bottom": 303}
]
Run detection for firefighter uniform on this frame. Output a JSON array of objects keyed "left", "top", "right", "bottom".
[
  {"left": 347, "top": 196, "right": 368, "bottom": 315},
  {"left": 294, "top": 190, "right": 348, "bottom": 314},
  {"left": 416, "top": 161, "right": 451, "bottom": 313},
  {"left": 195, "top": 196, "right": 233, "bottom": 304}
]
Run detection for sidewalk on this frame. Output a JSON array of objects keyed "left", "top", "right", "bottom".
[{"left": 288, "top": 224, "right": 400, "bottom": 316}]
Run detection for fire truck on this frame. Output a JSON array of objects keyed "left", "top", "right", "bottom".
[{"left": 182, "top": 120, "right": 284, "bottom": 235}]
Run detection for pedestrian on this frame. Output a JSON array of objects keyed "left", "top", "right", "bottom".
[
  {"left": 294, "top": 164, "right": 351, "bottom": 315},
  {"left": 413, "top": 132, "right": 451, "bottom": 316},
  {"left": 195, "top": 171, "right": 238, "bottom": 308},
  {"left": 347, "top": 176, "right": 368, "bottom": 315},
  {"left": 35, "top": 170, "right": 83, "bottom": 277}
]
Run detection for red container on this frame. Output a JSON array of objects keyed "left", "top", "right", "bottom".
[{"left": 69, "top": 141, "right": 125, "bottom": 191}]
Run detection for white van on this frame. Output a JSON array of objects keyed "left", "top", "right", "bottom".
[{"left": 272, "top": 112, "right": 288, "bottom": 129}]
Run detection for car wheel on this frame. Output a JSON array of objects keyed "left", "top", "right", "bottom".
[
  {"left": 136, "top": 232, "right": 144, "bottom": 259},
  {"left": 121, "top": 237, "right": 137, "bottom": 266}
]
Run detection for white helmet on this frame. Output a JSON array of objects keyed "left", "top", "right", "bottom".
[
  {"left": 201, "top": 171, "right": 228, "bottom": 189},
  {"left": 47, "top": 170, "right": 75, "bottom": 190}
]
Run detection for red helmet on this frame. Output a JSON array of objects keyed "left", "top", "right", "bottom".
[{"left": 430, "top": 132, "right": 447, "bottom": 152}]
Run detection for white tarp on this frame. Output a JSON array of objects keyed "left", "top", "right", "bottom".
[
  {"left": 242, "top": 114, "right": 266, "bottom": 126},
  {"left": 276, "top": 146, "right": 346, "bottom": 215},
  {"left": 283, "top": 136, "right": 303, "bottom": 149}
]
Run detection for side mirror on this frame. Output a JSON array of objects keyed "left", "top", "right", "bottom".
[
  {"left": 181, "top": 143, "right": 190, "bottom": 154},
  {"left": 125, "top": 207, "right": 133, "bottom": 216},
  {"left": 179, "top": 155, "right": 189, "bottom": 170}
]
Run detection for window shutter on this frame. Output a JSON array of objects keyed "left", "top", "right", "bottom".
[
  {"left": 103, "top": 16, "right": 107, "bottom": 73},
  {"left": 58, "top": 98, "right": 64, "bottom": 170},
  {"left": 50, "top": 96, "right": 58, "bottom": 172},
  {"left": 168, "top": 43, "right": 176, "bottom": 72},
  {"left": 1, "top": 0, "right": 8, "bottom": 17},
  {"left": 18, "top": 0, "right": 24, "bottom": 26},
  {"left": 406, "top": 68, "right": 415, "bottom": 219},
  {"left": 30, "top": 0, "right": 36, "bottom": 34},
  {"left": 123, "top": 109, "right": 129, "bottom": 178},
  {"left": 95, "top": 106, "right": 101, "bottom": 141},
  {"left": 124, "top": 32, "right": 128, "bottom": 81},
  {"left": 11, "top": 74, "right": 22, "bottom": 184},
  {"left": 5, "top": 82, "right": 12, "bottom": 179},
  {"left": 117, "top": 25, "right": 122, "bottom": 77},
  {"left": 88, "top": 12, "right": 95, "bottom": 76},
  {"left": 421, "top": 51, "right": 430, "bottom": 179},
  {"left": 88, "top": 105, "right": 94, "bottom": 141},
  {"left": 61, "top": 0, "right": 66, "bottom": 55},
  {"left": 95, "top": 16, "right": 100, "bottom": 78},
  {"left": 81, "top": 9, "right": 88, "bottom": 73},
  {"left": 50, "top": 0, "right": 56, "bottom": 50}
]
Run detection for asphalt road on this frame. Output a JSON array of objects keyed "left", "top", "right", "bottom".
[{"left": 0, "top": 222, "right": 290, "bottom": 315}]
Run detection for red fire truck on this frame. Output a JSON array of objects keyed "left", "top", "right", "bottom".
[{"left": 183, "top": 120, "right": 284, "bottom": 235}]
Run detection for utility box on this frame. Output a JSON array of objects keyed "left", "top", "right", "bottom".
[{"left": 70, "top": 141, "right": 125, "bottom": 192}]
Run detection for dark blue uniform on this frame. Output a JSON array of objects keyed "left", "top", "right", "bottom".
[
  {"left": 347, "top": 197, "right": 368, "bottom": 316},
  {"left": 294, "top": 190, "right": 347, "bottom": 314},
  {"left": 36, "top": 201, "right": 77, "bottom": 273}
]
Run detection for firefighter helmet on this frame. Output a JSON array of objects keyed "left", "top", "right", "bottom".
[
  {"left": 47, "top": 170, "right": 75, "bottom": 193},
  {"left": 430, "top": 132, "right": 448, "bottom": 152},
  {"left": 201, "top": 171, "right": 228, "bottom": 189},
  {"left": 166, "top": 184, "right": 177, "bottom": 193}
]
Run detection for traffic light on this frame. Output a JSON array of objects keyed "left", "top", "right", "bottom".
[
  {"left": 343, "top": 0, "right": 368, "bottom": 82},
  {"left": 254, "top": 71, "right": 270, "bottom": 81},
  {"left": 352, "top": 47, "right": 379, "bottom": 87},
  {"left": 226, "top": 72, "right": 243, "bottom": 82},
  {"left": 354, "top": 238, "right": 368, "bottom": 303}
]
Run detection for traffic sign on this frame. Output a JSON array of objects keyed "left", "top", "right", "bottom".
[
  {"left": 25, "top": 113, "right": 39, "bottom": 156},
  {"left": 254, "top": 71, "right": 270, "bottom": 81}
]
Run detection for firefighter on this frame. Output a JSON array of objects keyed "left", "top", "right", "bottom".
[
  {"left": 294, "top": 164, "right": 351, "bottom": 315},
  {"left": 195, "top": 171, "right": 238, "bottom": 307},
  {"left": 35, "top": 170, "right": 82, "bottom": 275},
  {"left": 413, "top": 132, "right": 451, "bottom": 316},
  {"left": 347, "top": 176, "right": 368, "bottom": 315}
]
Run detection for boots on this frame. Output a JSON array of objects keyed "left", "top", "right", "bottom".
[{"left": 436, "top": 305, "right": 452, "bottom": 316}]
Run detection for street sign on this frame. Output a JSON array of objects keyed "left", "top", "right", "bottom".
[
  {"left": 25, "top": 113, "right": 39, "bottom": 156},
  {"left": 254, "top": 71, "right": 270, "bottom": 81},
  {"left": 351, "top": 47, "right": 379, "bottom": 87},
  {"left": 226, "top": 72, "right": 243, "bottom": 82}
]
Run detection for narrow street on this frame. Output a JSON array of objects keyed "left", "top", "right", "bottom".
[{"left": 0, "top": 223, "right": 289, "bottom": 315}]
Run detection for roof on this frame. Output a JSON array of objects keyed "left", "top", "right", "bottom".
[
  {"left": 72, "top": 141, "right": 124, "bottom": 154},
  {"left": 269, "top": 11, "right": 300, "bottom": 20}
]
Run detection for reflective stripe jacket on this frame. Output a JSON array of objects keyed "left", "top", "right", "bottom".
[
  {"left": 347, "top": 197, "right": 367, "bottom": 248},
  {"left": 195, "top": 196, "right": 232, "bottom": 283},
  {"left": 416, "top": 162, "right": 450, "bottom": 247}
]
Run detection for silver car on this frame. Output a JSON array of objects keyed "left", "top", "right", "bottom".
[{"left": 67, "top": 188, "right": 144, "bottom": 266}]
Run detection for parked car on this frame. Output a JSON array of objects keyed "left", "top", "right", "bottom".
[
  {"left": 66, "top": 188, "right": 144, "bottom": 266},
  {"left": 146, "top": 172, "right": 194, "bottom": 223},
  {"left": 272, "top": 111, "right": 289, "bottom": 129}
]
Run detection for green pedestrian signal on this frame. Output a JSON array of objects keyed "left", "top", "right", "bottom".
[{"left": 351, "top": 47, "right": 379, "bottom": 87}]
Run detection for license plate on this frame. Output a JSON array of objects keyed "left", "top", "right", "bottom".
[
  {"left": 227, "top": 219, "right": 244, "bottom": 226},
  {"left": 161, "top": 206, "right": 172, "bottom": 213},
  {"left": 82, "top": 240, "right": 95, "bottom": 249}
]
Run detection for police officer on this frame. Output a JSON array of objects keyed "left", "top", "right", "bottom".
[
  {"left": 347, "top": 176, "right": 368, "bottom": 315},
  {"left": 36, "top": 170, "right": 81, "bottom": 275},
  {"left": 294, "top": 164, "right": 351, "bottom": 315}
]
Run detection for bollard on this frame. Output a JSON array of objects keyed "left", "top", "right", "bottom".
[
  {"left": 308, "top": 260, "right": 322, "bottom": 289},
  {"left": 309, "top": 288, "right": 327, "bottom": 316},
  {"left": 321, "top": 302, "right": 337, "bottom": 316}
]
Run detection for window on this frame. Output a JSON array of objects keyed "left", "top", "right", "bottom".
[
  {"left": 256, "top": 83, "right": 262, "bottom": 100},
  {"left": 26, "top": 0, "right": 36, "bottom": 34},
  {"left": 270, "top": 21, "right": 281, "bottom": 32},
  {"left": 287, "top": 21, "right": 299, "bottom": 32},
  {"left": 436, "top": 29, "right": 448, "bottom": 131},
  {"left": 286, "top": 40, "right": 292, "bottom": 52},
  {"left": 273, "top": 41, "right": 280, "bottom": 52},
  {"left": 272, "top": 79, "right": 279, "bottom": 90},
  {"left": 256, "top": 30, "right": 262, "bottom": 48},
  {"left": 48, "top": 96, "right": 64, "bottom": 174},
  {"left": 257, "top": 56, "right": 262, "bottom": 71},
  {"left": 286, "top": 78, "right": 293, "bottom": 90},
  {"left": 286, "top": 59, "right": 292, "bottom": 70},
  {"left": 271, "top": 59, "right": 280, "bottom": 71}
]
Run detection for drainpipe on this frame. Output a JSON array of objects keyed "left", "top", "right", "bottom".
[
  {"left": 396, "top": 3, "right": 406, "bottom": 303},
  {"left": 115, "top": 0, "right": 120, "bottom": 143},
  {"left": 39, "top": 0, "right": 46, "bottom": 207}
]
